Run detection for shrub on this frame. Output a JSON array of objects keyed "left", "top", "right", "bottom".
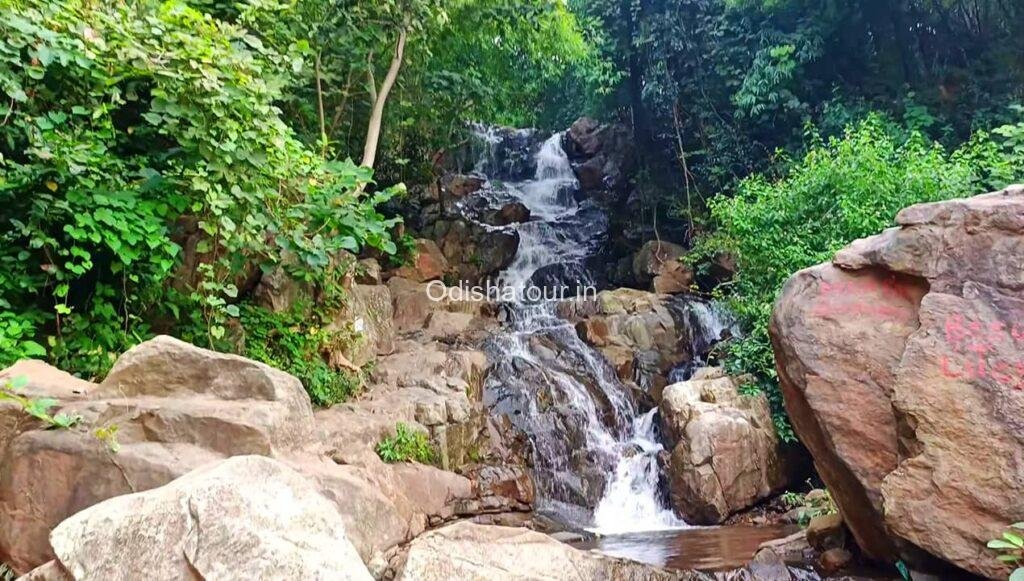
[
  {"left": 239, "top": 303, "right": 364, "bottom": 407},
  {"left": 376, "top": 423, "right": 435, "bottom": 464},
  {"left": 0, "top": 0, "right": 402, "bottom": 377},
  {"left": 781, "top": 487, "right": 838, "bottom": 528},
  {"left": 696, "top": 115, "right": 1015, "bottom": 440}
]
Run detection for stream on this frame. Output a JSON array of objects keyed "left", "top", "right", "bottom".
[{"left": 463, "top": 127, "right": 793, "bottom": 569}]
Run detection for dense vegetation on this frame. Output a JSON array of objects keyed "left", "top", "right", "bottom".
[
  {"left": 0, "top": 0, "right": 593, "bottom": 395},
  {"left": 695, "top": 116, "right": 1022, "bottom": 438},
  {"left": 559, "top": 0, "right": 1024, "bottom": 437}
]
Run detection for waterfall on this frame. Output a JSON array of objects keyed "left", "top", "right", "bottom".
[{"left": 472, "top": 128, "right": 733, "bottom": 534}]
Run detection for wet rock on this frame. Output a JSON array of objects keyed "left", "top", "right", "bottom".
[
  {"left": 564, "top": 117, "right": 636, "bottom": 197},
  {"left": 429, "top": 218, "right": 519, "bottom": 284},
  {"left": 392, "top": 239, "right": 449, "bottom": 283},
  {"left": 484, "top": 201, "right": 531, "bottom": 226},
  {"left": 806, "top": 513, "right": 846, "bottom": 552},
  {"left": 633, "top": 240, "right": 692, "bottom": 294},
  {"left": 399, "top": 522, "right": 682, "bottom": 581},
  {"left": 528, "top": 262, "right": 595, "bottom": 300},
  {"left": 770, "top": 185, "right": 1024, "bottom": 577},
  {"left": 442, "top": 174, "right": 485, "bottom": 199},
  {"left": 754, "top": 530, "right": 812, "bottom": 568},
  {"left": 562, "top": 289, "right": 701, "bottom": 395},
  {"left": 48, "top": 456, "right": 371, "bottom": 580},
  {"left": 660, "top": 372, "right": 797, "bottom": 524},
  {"left": 818, "top": 548, "right": 853, "bottom": 574}
]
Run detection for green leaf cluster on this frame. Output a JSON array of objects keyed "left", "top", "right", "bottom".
[
  {"left": 375, "top": 422, "right": 435, "bottom": 464},
  {"left": 239, "top": 302, "right": 365, "bottom": 407},
  {"left": 988, "top": 523, "right": 1024, "bottom": 581},
  {"left": 0, "top": 0, "right": 403, "bottom": 375}
]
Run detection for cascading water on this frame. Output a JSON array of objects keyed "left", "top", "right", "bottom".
[{"left": 468, "top": 127, "right": 735, "bottom": 534}]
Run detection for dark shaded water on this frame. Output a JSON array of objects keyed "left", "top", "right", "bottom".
[{"left": 572, "top": 525, "right": 799, "bottom": 571}]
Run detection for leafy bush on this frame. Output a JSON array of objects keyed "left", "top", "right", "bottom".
[
  {"left": 0, "top": 0, "right": 402, "bottom": 377},
  {"left": 781, "top": 487, "right": 837, "bottom": 528},
  {"left": 696, "top": 115, "right": 1015, "bottom": 440},
  {"left": 376, "top": 423, "right": 435, "bottom": 464},
  {"left": 240, "top": 303, "right": 364, "bottom": 407},
  {"left": 988, "top": 523, "right": 1024, "bottom": 581}
]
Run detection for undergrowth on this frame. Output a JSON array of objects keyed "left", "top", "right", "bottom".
[
  {"left": 376, "top": 423, "right": 436, "bottom": 464},
  {"left": 240, "top": 302, "right": 365, "bottom": 407}
]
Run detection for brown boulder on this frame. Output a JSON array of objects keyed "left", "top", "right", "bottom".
[
  {"left": 660, "top": 372, "right": 796, "bottom": 523},
  {"left": 564, "top": 289, "right": 695, "bottom": 393},
  {"left": 0, "top": 336, "right": 319, "bottom": 573},
  {"left": 442, "top": 174, "right": 485, "bottom": 199},
  {"left": 393, "top": 239, "right": 449, "bottom": 282},
  {"left": 633, "top": 240, "right": 692, "bottom": 293},
  {"left": 806, "top": 513, "right": 846, "bottom": 552},
  {"left": 770, "top": 185, "right": 1024, "bottom": 577},
  {"left": 492, "top": 201, "right": 530, "bottom": 226},
  {"left": 47, "top": 456, "right": 371, "bottom": 580}
]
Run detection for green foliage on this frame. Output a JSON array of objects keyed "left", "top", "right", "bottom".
[
  {"left": 573, "top": 0, "right": 1024, "bottom": 204},
  {"left": 781, "top": 488, "right": 837, "bottom": 527},
  {"left": 0, "top": 0, "right": 402, "bottom": 375},
  {"left": 988, "top": 523, "right": 1024, "bottom": 580},
  {"left": 696, "top": 116, "right": 1015, "bottom": 439},
  {"left": 0, "top": 562, "right": 13, "bottom": 581},
  {"left": 253, "top": 0, "right": 604, "bottom": 184},
  {"left": 240, "top": 303, "right": 364, "bottom": 407},
  {"left": 0, "top": 376, "right": 81, "bottom": 429},
  {"left": 376, "top": 422, "right": 435, "bottom": 464}
]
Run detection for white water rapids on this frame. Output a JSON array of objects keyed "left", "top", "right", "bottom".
[{"left": 475, "top": 129, "right": 735, "bottom": 535}]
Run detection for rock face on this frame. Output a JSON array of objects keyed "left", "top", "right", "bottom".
[
  {"left": 770, "top": 185, "right": 1024, "bottom": 578},
  {"left": 659, "top": 370, "right": 796, "bottom": 524},
  {"left": 47, "top": 456, "right": 371, "bottom": 580},
  {"left": 564, "top": 117, "right": 636, "bottom": 201},
  {"left": 633, "top": 240, "right": 693, "bottom": 294},
  {"left": 562, "top": 289, "right": 701, "bottom": 397},
  {"left": 392, "top": 239, "right": 449, "bottom": 283},
  {"left": 399, "top": 522, "right": 684, "bottom": 581},
  {"left": 0, "top": 333, "right": 517, "bottom": 575}
]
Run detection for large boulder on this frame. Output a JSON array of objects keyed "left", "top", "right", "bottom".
[
  {"left": 0, "top": 360, "right": 95, "bottom": 460},
  {"left": 770, "top": 185, "right": 1024, "bottom": 577},
  {"left": 392, "top": 239, "right": 450, "bottom": 283},
  {"left": 331, "top": 283, "right": 397, "bottom": 367},
  {"left": 563, "top": 289, "right": 716, "bottom": 397},
  {"left": 47, "top": 455, "right": 371, "bottom": 580},
  {"left": 633, "top": 241, "right": 693, "bottom": 294},
  {"left": 398, "top": 522, "right": 684, "bottom": 581},
  {"left": 660, "top": 371, "right": 797, "bottom": 524},
  {"left": 430, "top": 218, "right": 519, "bottom": 284},
  {"left": 564, "top": 117, "right": 636, "bottom": 197},
  {"left": 0, "top": 336, "right": 318, "bottom": 573}
]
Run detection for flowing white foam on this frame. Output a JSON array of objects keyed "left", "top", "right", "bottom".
[{"left": 590, "top": 409, "right": 690, "bottom": 533}]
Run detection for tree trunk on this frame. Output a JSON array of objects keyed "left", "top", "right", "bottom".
[{"left": 360, "top": 28, "right": 407, "bottom": 169}]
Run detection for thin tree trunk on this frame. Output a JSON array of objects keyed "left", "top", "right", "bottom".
[
  {"left": 315, "top": 53, "right": 327, "bottom": 156},
  {"left": 361, "top": 28, "right": 407, "bottom": 169}
]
